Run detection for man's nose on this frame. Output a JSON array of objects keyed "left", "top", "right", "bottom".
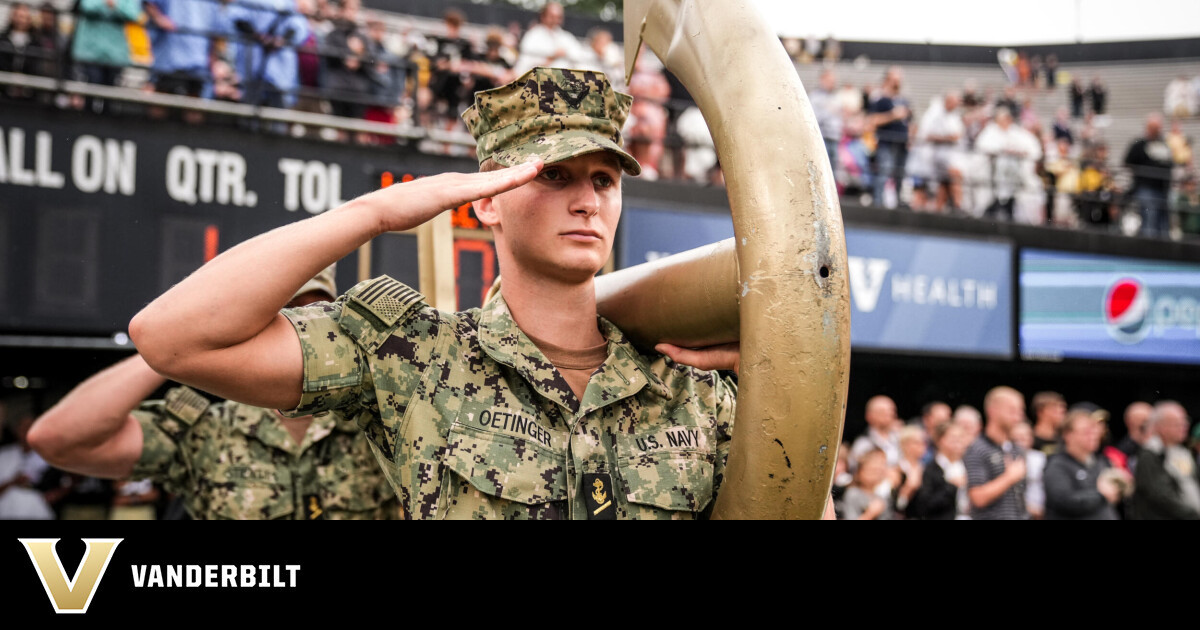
[{"left": 569, "top": 180, "right": 599, "bottom": 217}]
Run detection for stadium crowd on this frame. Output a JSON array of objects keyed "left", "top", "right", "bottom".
[
  {"left": 833, "top": 391, "right": 1200, "bottom": 520},
  {"left": 2, "top": 0, "right": 1198, "bottom": 237}
]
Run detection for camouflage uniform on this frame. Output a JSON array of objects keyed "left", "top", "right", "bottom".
[
  {"left": 131, "top": 386, "right": 399, "bottom": 520},
  {"left": 282, "top": 279, "right": 736, "bottom": 520}
]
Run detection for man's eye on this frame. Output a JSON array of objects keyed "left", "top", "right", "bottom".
[
  {"left": 540, "top": 168, "right": 563, "bottom": 181},
  {"left": 594, "top": 174, "right": 614, "bottom": 188}
]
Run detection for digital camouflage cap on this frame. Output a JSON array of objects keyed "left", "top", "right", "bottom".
[{"left": 462, "top": 67, "right": 641, "bottom": 176}]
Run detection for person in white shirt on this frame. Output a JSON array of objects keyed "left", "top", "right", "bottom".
[
  {"left": 975, "top": 107, "right": 1042, "bottom": 222},
  {"left": 917, "top": 90, "right": 967, "bottom": 213},
  {"left": 514, "top": 2, "right": 586, "bottom": 74}
]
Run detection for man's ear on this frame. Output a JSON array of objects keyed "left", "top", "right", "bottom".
[{"left": 473, "top": 196, "right": 500, "bottom": 228}]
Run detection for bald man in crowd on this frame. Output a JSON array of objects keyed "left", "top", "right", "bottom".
[
  {"left": 1129, "top": 402, "right": 1200, "bottom": 520},
  {"left": 849, "top": 395, "right": 901, "bottom": 470},
  {"left": 963, "top": 386, "right": 1029, "bottom": 520},
  {"left": 1117, "top": 401, "right": 1153, "bottom": 464}
]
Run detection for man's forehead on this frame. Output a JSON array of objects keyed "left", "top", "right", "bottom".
[{"left": 552, "top": 151, "right": 623, "bottom": 172}]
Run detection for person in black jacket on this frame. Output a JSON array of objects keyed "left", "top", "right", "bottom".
[
  {"left": 1130, "top": 401, "right": 1200, "bottom": 520},
  {"left": 906, "top": 421, "right": 969, "bottom": 520},
  {"left": 1043, "top": 410, "right": 1126, "bottom": 520}
]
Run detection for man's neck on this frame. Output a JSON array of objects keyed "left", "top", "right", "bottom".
[
  {"left": 1033, "top": 420, "right": 1056, "bottom": 441},
  {"left": 501, "top": 270, "right": 606, "bottom": 349},
  {"left": 984, "top": 422, "right": 1008, "bottom": 446}
]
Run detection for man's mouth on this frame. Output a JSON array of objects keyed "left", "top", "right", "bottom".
[{"left": 561, "top": 230, "right": 602, "bottom": 241}]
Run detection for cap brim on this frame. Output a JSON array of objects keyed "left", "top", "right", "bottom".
[{"left": 490, "top": 130, "right": 642, "bottom": 176}]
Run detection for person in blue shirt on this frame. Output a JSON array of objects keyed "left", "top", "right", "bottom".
[
  {"left": 145, "top": 0, "right": 215, "bottom": 97},
  {"left": 219, "top": 0, "right": 308, "bottom": 109}
]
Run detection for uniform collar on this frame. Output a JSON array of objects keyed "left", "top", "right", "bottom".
[
  {"left": 477, "top": 292, "right": 671, "bottom": 415},
  {"left": 230, "top": 403, "right": 343, "bottom": 454}
]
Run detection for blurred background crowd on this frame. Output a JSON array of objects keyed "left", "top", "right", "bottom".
[
  {"left": 2, "top": 0, "right": 1199, "bottom": 238},
  {"left": 832, "top": 390, "right": 1198, "bottom": 520}
]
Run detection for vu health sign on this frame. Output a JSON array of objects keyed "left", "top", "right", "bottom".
[
  {"left": 618, "top": 210, "right": 1014, "bottom": 358},
  {"left": 845, "top": 228, "right": 1012, "bottom": 357},
  {"left": 1021, "top": 249, "right": 1200, "bottom": 365}
]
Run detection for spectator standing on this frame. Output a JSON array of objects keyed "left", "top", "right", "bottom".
[
  {"left": 919, "top": 401, "right": 952, "bottom": 465},
  {"left": 1030, "top": 391, "right": 1066, "bottom": 455},
  {"left": 33, "top": 3, "right": 63, "bottom": 82},
  {"left": 916, "top": 90, "right": 966, "bottom": 213},
  {"left": 1051, "top": 107, "right": 1073, "bottom": 145},
  {"left": 625, "top": 48, "right": 670, "bottom": 180},
  {"left": 71, "top": 0, "right": 143, "bottom": 88},
  {"left": 867, "top": 66, "right": 911, "bottom": 208},
  {"left": 1043, "top": 410, "right": 1124, "bottom": 520},
  {"left": 906, "top": 421, "right": 969, "bottom": 520},
  {"left": 839, "top": 448, "right": 895, "bottom": 520},
  {"left": 1129, "top": 401, "right": 1200, "bottom": 520},
  {"left": 964, "top": 386, "right": 1029, "bottom": 520},
  {"left": 809, "top": 68, "right": 843, "bottom": 174},
  {"left": 514, "top": 1, "right": 585, "bottom": 74},
  {"left": 954, "top": 404, "right": 983, "bottom": 443},
  {"left": 144, "top": 0, "right": 215, "bottom": 99},
  {"left": 0, "top": 3, "right": 40, "bottom": 99},
  {"left": 849, "top": 395, "right": 901, "bottom": 470},
  {"left": 1166, "top": 118, "right": 1192, "bottom": 166},
  {"left": 292, "top": 0, "right": 326, "bottom": 115},
  {"left": 322, "top": 0, "right": 370, "bottom": 120},
  {"left": 1044, "top": 54, "right": 1060, "bottom": 88},
  {"left": 1075, "top": 142, "right": 1118, "bottom": 230},
  {"left": 1165, "top": 75, "right": 1197, "bottom": 118},
  {"left": 578, "top": 27, "right": 623, "bottom": 91},
  {"left": 836, "top": 81, "right": 862, "bottom": 117},
  {"left": 224, "top": 0, "right": 309, "bottom": 109},
  {"left": 1124, "top": 113, "right": 1175, "bottom": 238},
  {"left": 363, "top": 15, "right": 406, "bottom": 132},
  {"left": 0, "top": 412, "right": 55, "bottom": 519},
  {"left": 427, "top": 9, "right": 475, "bottom": 125},
  {"left": 1117, "top": 401, "right": 1154, "bottom": 463},
  {"left": 466, "top": 29, "right": 514, "bottom": 94},
  {"left": 1011, "top": 421, "right": 1046, "bottom": 518},
  {"left": 976, "top": 107, "right": 1042, "bottom": 222},
  {"left": 1069, "top": 78, "right": 1086, "bottom": 118},
  {"left": 1089, "top": 76, "right": 1108, "bottom": 116},
  {"left": 894, "top": 426, "right": 927, "bottom": 515},
  {"left": 995, "top": 85, "right": 1022, "bottom": 121}
]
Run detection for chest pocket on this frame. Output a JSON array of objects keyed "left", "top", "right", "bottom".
[
  {"left": 616, "top": 425, "right": 717, "bottom": 515},
  {"left": 315, "top": 434, "right": 391, "bottom": 519},
  {"left": 202, "top": 467, "right": 295, "bottom": 520},
  {"left": 438, "top": 406, "right": 569, "bottom": 520}
]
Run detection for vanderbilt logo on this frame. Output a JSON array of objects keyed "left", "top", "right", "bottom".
[{"left": 19, "top": 538, "right": 123, "bottom": 614}]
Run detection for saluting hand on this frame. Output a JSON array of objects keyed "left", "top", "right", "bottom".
[{"left": 368, "top": 159, "right": 543, "bottom": 234}]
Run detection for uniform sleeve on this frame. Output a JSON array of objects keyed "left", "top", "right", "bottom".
[
  {"left": 127, "top": 403, "right": 189, "bottom": 494},
  {"left": 281, "top": 297, "right": 370, "bottom": 417}
]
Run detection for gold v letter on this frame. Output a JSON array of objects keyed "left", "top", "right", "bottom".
[{"left": 19, "top": 538, "right": 122, "bottom": 614}]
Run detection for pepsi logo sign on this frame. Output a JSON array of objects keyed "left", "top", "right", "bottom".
[{"left": 1104, "top": 277, "right": 1152, "bottom": 344}]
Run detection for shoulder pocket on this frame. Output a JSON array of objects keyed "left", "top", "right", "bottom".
[
  {"left": 342, "top": 275, "right": 428, "bottom": 354},
  {"left": 163, "top": 386, "right": 210, "bottom": 426}
]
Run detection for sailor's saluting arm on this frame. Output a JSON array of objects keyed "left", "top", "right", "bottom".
[{"left": 129, "top": 160, "right": 544, "bottom": 410}]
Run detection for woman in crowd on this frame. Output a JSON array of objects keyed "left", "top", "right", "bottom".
[{"left": 906, "top": 422, "right": 969, "bottom": 520}]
